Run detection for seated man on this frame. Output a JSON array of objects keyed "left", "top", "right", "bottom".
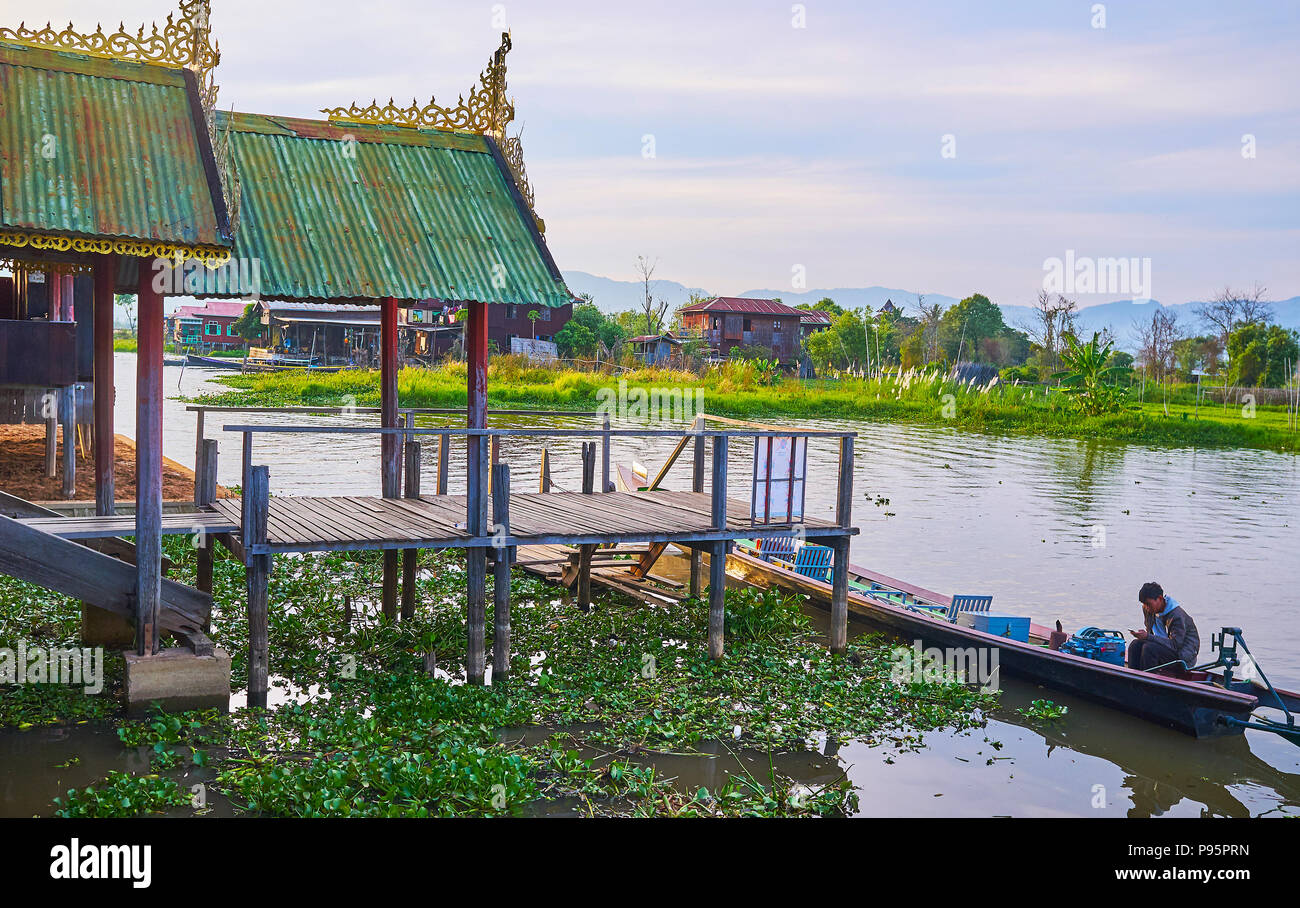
[{"left": 1127, "top": 581, "right": 1200, "bottom": 671}]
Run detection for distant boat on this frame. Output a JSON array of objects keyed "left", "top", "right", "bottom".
[{"left": 185, "top": 353, "right": 340, "bottom": 373}]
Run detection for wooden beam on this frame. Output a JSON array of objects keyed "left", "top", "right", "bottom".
[
  {"left": 44, "top": 411, "right": 56, "bottom": 479},
  {"left": 135, "top": 257, "right": 163, "bottom": 656},
  {"left": 836, "top": 435, "right": 854, "bottom": 528},
  {"left": 600, "top": 411, "right": 611, "bottom": 493},
  {"left": 690, "top": 417, "right": 705, "bottom": 597},
  {"left": 195, "top": 439, "right": 217, "bottom": 610},
  {"left": 539, "top": 447, "right": 551, "bottom": 493},
  {"left": 436, "top": 432, "right": 449, "bottom": 495},
  {"left": 93, "top": 253, "right": 116, "bottom": 517},
  {"left": 491, "top": 463, "right": 512, "bottom": 682},
  {"left": 245, "top": 465, "right": 271, "bottom": 708}
]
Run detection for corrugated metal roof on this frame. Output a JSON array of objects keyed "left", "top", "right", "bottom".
[
  {"left": 679, "top": 297, "right": 803, "bottom": 316},
  {"left": 214, "top": 110, "right": 574, "bottom": 307},
  {"left": 799, "top": 310, "right": 832, "bottom": 323},
  {"left": 0, "top": 41, "right": 228, "bottom": 248}
]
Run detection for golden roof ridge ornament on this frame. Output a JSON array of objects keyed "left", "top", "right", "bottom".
[
  {"left": 321, "top": 32, "right": 540, "bottom": 226},
  {"left": 0, "top": 0, "right": 220, "bottom": 106}
]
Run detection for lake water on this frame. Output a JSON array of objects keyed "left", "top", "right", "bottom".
[{"left": 25, "top": 356, "right": 1291, "bottom": 817}]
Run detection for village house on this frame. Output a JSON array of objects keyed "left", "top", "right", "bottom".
[
  {"left": 677, "top": 297, "right": 804, "bottom": 364},
  {"left": 166, "top": 300, "right": 247, "bottom": 351}
]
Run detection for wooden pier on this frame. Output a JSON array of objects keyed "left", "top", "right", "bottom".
[{"left": 192, "top": 418, "right": 859, "bottom": 705}]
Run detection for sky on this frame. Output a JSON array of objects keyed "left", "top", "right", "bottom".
[{"left": 26, "top": 0, "right": 1300, "bottom": 307}]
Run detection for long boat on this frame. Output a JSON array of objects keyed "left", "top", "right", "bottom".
[
  {"left": 184, "top": 353, "right": 340, "bottom": 373},
  {"left": 724, "top": 543, "right": 1300, "bottom": 742}
]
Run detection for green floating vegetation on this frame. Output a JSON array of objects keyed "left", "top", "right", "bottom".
[
  {"left": 2, "top": 537, "right": 995, "bottom": 818},
  {"left": 191, "top": 360, "right": 1299, "bottom": 454},
  {"left": 53, "top": 770, "right": 190, "bottom": 818}
]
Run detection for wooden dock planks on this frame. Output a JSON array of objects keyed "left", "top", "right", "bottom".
[{"left": 208, "top": 490, "right": 851, "bottom": 554}]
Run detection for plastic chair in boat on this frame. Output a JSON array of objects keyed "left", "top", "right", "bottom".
[
  {"left": 909, "top": 593, "right": 994, "bottom": 623},
  {"left": 755, "top": 535, "right": 797, "bottom": 563},
  {"left": 776, "top": 543, "right": 834, "bottom": 582}
]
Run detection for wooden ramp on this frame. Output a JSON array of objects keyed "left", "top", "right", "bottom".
[
  {"left": 0, "top": 513, "right": 211, "bottom": 635},
  {"left": 516, "top": 543, "right": 690, "bottom": 607}
]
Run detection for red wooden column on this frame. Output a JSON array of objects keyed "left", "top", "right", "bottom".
[
  {"left": 135, "top": 258, "right": 163, "bottom": 655},
  {"left": 379, "top": 297, "right": 400, "bottom": 620},
  {"left": 93, "top": 255, "right": 117, "bottom": 516}
]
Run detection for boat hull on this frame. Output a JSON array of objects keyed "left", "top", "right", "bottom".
[{"left": 726, "top": 549, "right": 1259, "bottom": 738}]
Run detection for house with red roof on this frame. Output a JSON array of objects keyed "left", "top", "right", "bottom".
[
  {"left": 166, "top": 300, "right": 250, "bottom": 351},
  {"left": 677, "top": 296, "right": 805, "bottom": 363}
]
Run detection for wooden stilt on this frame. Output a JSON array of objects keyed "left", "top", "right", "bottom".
[
  {"left": 135, "top": 258, "right": 163, "bottom": 656},
  {"left": 59, "top": 386, "right": 75, "bottom": 499},
  {"left": 436, "top": 431, "right": 449, "bottom": 495},
  {"left": 708, "top": 541, "right": 726, "bottom": 659},
  {"left": 244, "top": 465, "right": 271, "bottom": 708},
  {"left": 491, "top": 463, "right": 512, "bottom": 682},
  {"left": 576, "top": 442, "right": 596, "bottom": 611},
  {"left": 45, "top": 411, "right": 57, "bottom": 479},
  {"left": 465, "top": 303, "right": 489, "bottom": 684},
  {"left": 600, "top": 411, "right": 611, "bottom": 493},
  {"left": 379, "top": 297, "right": 401, "bottom": 497},
  {"left": 93, "top": 253, "right": 116, "bottom": 517},
  {"left": 195, "top": 439, "right": 218, "bottom": 611},
  {"left": 690, "top": 418, "right": 705, "bottom": 597},
  {"left": 401, "top": 440, "right": 421, "bottom": 620},
  {"left": 467, "top": 547, "right": 487, "bottom": 684},
  {"left": 830, "top": 537, "right": 849, "bottom": 655},
  {"left": 382, "top": 551, "right": 398, "bottom": 620},
  {"left": 539, "top": 447, "right": 551, "bottom": 492}
]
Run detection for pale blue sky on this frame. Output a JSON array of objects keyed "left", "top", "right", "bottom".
[{"left": 32, "top": 0, "right": 1300, "bottom": 306}]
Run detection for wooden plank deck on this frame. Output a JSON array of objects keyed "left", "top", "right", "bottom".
[{"left": 209, "top": 491, "right": 854, "bottom": 554}]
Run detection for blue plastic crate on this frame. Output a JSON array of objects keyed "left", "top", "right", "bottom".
[{"left": 968, "top": 613, "right": 1030, "bottom": 643}]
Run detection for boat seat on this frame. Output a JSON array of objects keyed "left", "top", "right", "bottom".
[
  {"left": 908, "top": 593, "right": 994, "bottom": 623},
  {"left": 755, "top": 535, "right": 798, "bottom": 562},
  {"left": 775, "top": 543, "right": 833, "bottom": 581}
]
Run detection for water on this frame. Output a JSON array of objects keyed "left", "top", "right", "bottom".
[{"left": 56, "top": 357, "right": 1296, "bottom": 816}]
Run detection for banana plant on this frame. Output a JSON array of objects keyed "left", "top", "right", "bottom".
[{"left": 1051, "top": 332, "right": 1128, "bottom": 415}]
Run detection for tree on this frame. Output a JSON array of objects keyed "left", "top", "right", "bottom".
[
  {"left": 635, "top": 255, "right": 670, "bottom": 336},
  {"left": 938, "top": 294, "right": 1013, "bottom": 365},
  {"left": 1194, "top": 283, "right": 1272, "bottom": 374},
  {"left": 1019, "top": 291, "right": 1079, "bottom": 379},
  {"left": 554, "top": 321, "right": 598, "bottom": 359},
  {"left": 1132, "top": 308, "right": 1182, "bottom": 381},
  {"left": 916, "top": 295, "right": 945, "bottom": 364},
  {"left": 1226, "top": 323, "right": 1299, "bottom": 387},
  {"left": 115, "top": 293, "right": 135, "bottom": 334},
  {"left": 230, "top": 303, "right": 265, "bottom": 342},
  {"left": 805, "top": 310, "right": 868, "bottom": 371}
]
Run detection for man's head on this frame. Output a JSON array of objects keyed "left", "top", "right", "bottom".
[{"left": 1138, "top": 581, "right": 1165, "bottom": 614}]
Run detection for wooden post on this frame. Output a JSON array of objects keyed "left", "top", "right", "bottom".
[
  {"left": 195, "top": 439, "right": 218, "bottom": 603},
  {"left": 380, "top": 297, "right": 401, "bottom": 498},
  {"left": 59, "top": 386, "right": 75, "bottom": 498},
  {"left": 244, "top": 465, "right": 271, "bottom": 708},
  {"left": 830, "top": 434, "right": 854, "bottom": 654},
  {"left": 401, "top": 440, "right": 421, "bottom": 620},
  {"left": 491, "top": 463, "right": 512, "bottom": 682},
  {"left": 830, "top": 537, "right": 849, "bottom": 655},
  {"left": 708, "top": 433, "right": 728, "bottom": 659},
  {"left": 93, "top": 253, "right": 116, "bottom": 516},
  {"left": 135, "top": 257, "right": 163, "bottom": 656},
  {"left": 466, "top": 302, "right": 489, "bottom": 685},
  {"left": 437, "top": 431, "right": 449, "bottom": 495},
  {"left": 539, "top": 447, "right": 551, "bottom": 493},
  {"left": 576, "top": 442, "right": 596, "bottom": 611},
  {"left": 690, "top": 417, "right": 705, "bottom": 597},
  {"left": 193, "top": 408, "right": 205, "bottom": 486},
  {"left": 600, "top": 411, "right": 611, "bottom": 493},
  {"left": 44, "top": 409, "right": 57, "bottom": 479},
  {"left": 488, "top": 435, "right": 500, "bottom": 493}
]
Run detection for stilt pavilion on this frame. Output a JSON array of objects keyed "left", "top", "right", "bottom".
[{"left": 0, "top": 2, "right": 858, "bottom": 710}]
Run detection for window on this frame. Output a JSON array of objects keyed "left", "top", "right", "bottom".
[
  {"left": 506, "top": 304, "right": 517, "bottom": 319},
  {"left": 227, "top": 325, "right": 237, "bottom": 336},
  {"left": 711, "top": 317, "right": 720, "bottom": 330},
  {"left": 743, "top": 318, "right": 752, "bottom": 331},
  {"left": 773, "top": 319, "right": 781, "bottom": 330},
  {"left": 205, "top": 322, "right": 220, "bottom": 335},
  {"left": 536, "top": 307, "right": 550, "bottom": 322}
]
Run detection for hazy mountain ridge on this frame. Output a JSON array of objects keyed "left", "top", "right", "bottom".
[{"left": 563, "top": 270, "right": 1300, "bottom": 352}]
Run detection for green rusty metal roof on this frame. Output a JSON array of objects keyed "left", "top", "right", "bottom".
[
  {"left": 215, "top": 110, "right": 574, "bottom": 306},
  {"left": 0, "top": 41, "right": 229, "bottom": 253}
]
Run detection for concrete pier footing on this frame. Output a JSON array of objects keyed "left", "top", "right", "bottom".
[{"left": 123, "top": 647, "right": 231, "bottom": 716}]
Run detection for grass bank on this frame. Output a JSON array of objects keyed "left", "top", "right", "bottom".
[
  {"left": 193, "top": 360, "right": 1300, "bottom": 454},
  {"left": 1, "top": 538, "right": 993, "bottom": 818}
]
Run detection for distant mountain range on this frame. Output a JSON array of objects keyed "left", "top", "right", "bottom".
[{"left": 562, "top": 270, "right": 1300, "bottom": 353}]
